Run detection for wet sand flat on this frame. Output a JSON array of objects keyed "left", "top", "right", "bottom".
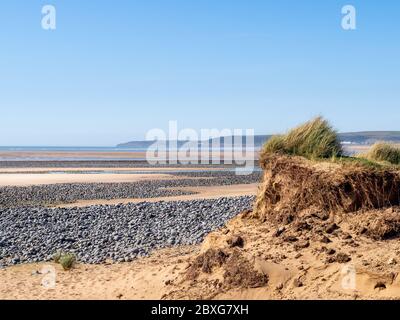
[
  {"left": 0, "top": 173, "right": 180, "bottom": 187},
  {"left": 56, "top": 183, "right": 259, "bottom": 208},
  {"left": 0, "top": 151, "right": 147, "bottom": 160},
  {"left": 0, "top": 167, "right": 225, "bottom": 173}
]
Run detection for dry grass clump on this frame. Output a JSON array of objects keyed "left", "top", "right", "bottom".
[
  {"left": 53, "top": 251, "right": 76, "bottom": 270},
  {"left": 365, "top": 142, "right": 400, "bottom": 165},
  {"left": 261, "top": 117, "right": 343, "bottom": 160}
]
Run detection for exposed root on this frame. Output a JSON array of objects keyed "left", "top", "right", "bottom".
[{"left": 253, "top": 155, "right": 400, "bottom": 222}]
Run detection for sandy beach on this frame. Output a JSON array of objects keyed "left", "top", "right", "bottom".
[
  {"left": 0, "top": 151, "right": 148, "bottom": 160},
  {"left": 3, "top": 208, "right": 400, "bottom": 300},
  {"left": 0, "top": 246, "right": 197, "bottom": 300},
  {"left": 1, "top": 144, "right": 399, "bottom": 301},
  {"left": 3, "top": 0, "right": 400, "bottom": 306},
  {"left": 0, "top": 164, "right": 237, "bottom": 187}
]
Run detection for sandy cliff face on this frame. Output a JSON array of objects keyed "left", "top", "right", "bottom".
[
  {"left": 165, "top": 156, "right": 400, "bottom": 300},
  {"left": 254, "top": 155, "right": 400, "bottom": 220}
]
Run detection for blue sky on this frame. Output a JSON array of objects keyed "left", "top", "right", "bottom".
[{"left": 0, "top": 0, "right": 399, "bottom": 146}]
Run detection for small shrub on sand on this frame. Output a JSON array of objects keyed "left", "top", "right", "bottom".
[
  {"left": 53, "top": 251, "right": 62, "bottom": 263},
  {"left": 59, "top": 254, "right": 76, "bottom": 270},
  {"left": 261, "top": 117, "right": 343, "bottom": 160},
  {"left": 365, "top": 142, "right": 400, "bottom": 165},
  {"left": 53, "top": 251, "right": 76, "bottom": 270}
]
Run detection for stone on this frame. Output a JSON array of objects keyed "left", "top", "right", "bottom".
[
  {"left": 0, "top": 196, "right": 255, "bottom": 267},
  {"left": 374, "top": 282, "right": 386, "bottom": 290},
  {"left": 336, "top": 253, "right": 351, "bottom": 263},
  {"left": 294, "top": 240, "right": 310, "bottom": 250},
  {"left": 325, "top": 223, "right": 339, "bottom": 234},
  {"left": 320, "top": 235, "right": 332, "bottom": 243},
  {"left": 293, "top": 278, "right": 303, "bottom": 288},
  {"left": 227, "top": 235, "right": 244, "bottom": 248}
]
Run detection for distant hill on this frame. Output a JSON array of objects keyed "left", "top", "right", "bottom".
[
  {"left": 117, "top": 140, "right": 200, "bottom": 149},
  {"left": 117, "top": 136, "right": 273, "bottom": 148},
  {"left": 117, "top": 132, "right": 400, "bottom": 148},
  {"left": 338, "top": 131, "right": 400, "bottom": 144}
]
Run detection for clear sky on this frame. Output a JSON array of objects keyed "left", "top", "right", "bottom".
[{"left": 0, "top": 0, "right": 399, "bottom": 146}]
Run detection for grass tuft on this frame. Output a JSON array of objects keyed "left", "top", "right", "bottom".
[
  {"left": 53, "top": 251, "right": 76, "bottom": 270},
  {"left": 261, "top": 117, "right": 343, "bottom": 160},
  {"left": 364, "top": 142, "right": 400, "bottom": 165}
]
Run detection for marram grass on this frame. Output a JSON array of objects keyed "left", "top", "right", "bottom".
[
  {"left": 261, "top": 117, "right": 343, "bottom": 160},
  {"left": 365, "top": 142, "right": 400, "bottom": 165}
]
